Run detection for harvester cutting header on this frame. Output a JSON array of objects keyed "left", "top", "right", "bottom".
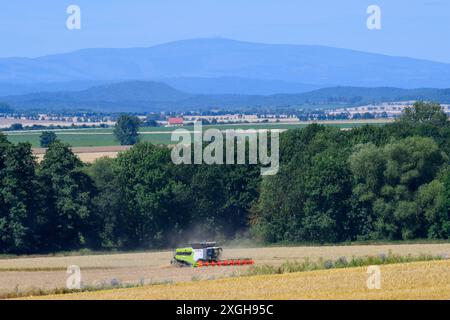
[{"left": 171, "top": 242, "right": 254, "bottom": 268}]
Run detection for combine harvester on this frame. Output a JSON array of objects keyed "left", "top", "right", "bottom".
[{"left": 171, "top": 242, "right": 254, "bottom": 268}]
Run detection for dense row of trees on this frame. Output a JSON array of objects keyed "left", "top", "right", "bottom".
[
  {"left": 0, "top": 138, "right": 97, "bottom": 252},
  {"left": 252, "top": 102, "right": 450, "bottom": 242},
  {"left": 0, "top": 137, "right": 259, "bottom": 253},
  {"left": 1, "top": 102, "right": 449, "bottom": 254}
]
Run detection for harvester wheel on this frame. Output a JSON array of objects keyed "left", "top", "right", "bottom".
[{"left": 171, "top": 259, "right": 190, "bottom": 268}]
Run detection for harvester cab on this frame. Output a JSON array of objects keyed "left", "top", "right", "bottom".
[
  {"left": 192, "top": 242, "right": 223, "bottom": 261},
  {"left": 171, "top": 241, "right": 254, "bottom": 268}
]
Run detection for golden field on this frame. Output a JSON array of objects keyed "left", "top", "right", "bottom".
[
  {"left": 33, "top": 146, "right": 131, "bottom": 163},
  {"left": 1, "top": 243, "right": 449, "bottom": 298},
  {"left": 29, "top": 260, "right": 450, "bottom": 300}
]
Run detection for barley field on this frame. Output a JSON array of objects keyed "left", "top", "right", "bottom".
[
  {"left": 29, "top": 260, "right": 450, "bottom": 300},
  {"left": 1, "top": 243, "right": 449, "bottom": 298}
]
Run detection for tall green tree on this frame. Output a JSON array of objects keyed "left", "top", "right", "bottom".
[
  {"left": 114, "top": 114, "right": 141, "bottom": 145},
  {"left": 437, "top": 168, "right": 450, "bottom": 238},
  {"left": 416, "top": 175, "right": 450, "bottom": 239},
  {"left": 0, "top": 132, "right": 9, "bottom": 171},
  {"left": 401, "top": 101, "right": 448, "bottom": 127},
  {"left": 0, "top": 142, "right": 40, "bottom": 253},
  {"left": 416, "top": 168, "right": 450, "bottom": 239},
  {"left": 188, "top": 163, "right": 260, "bottom": 239},
  {"left": 251, "top": 126, "right": 353, "bottom": 243},
  {"left": 39, "top": 131, "right": 58, "bottom": 148},
  {"left": 85, "top": 157, "right": 122, "bottom": 248},
  {"left": 349, "top": 136, "right": 447, "bottom": 240},
  {"left": 37, "top": 141, "right": 96, "bottom": 251},
  {"left": 114, "top": 142, "right": 190, "bottom": 248}
]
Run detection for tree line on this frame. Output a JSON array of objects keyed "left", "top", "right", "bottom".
[{"left": 1, "top": 102, "right": 449, "bottom": 254}]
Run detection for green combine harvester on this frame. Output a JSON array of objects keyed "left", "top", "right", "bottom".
[{"left": 171, "top": 242, "right": 254, "bottom": 268}]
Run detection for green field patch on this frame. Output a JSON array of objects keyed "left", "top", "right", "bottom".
[{"left": 5, "top": 122, "right": 388, "bottom": 147}]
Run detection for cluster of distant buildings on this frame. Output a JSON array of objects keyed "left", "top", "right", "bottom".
[
  {"left": 2, "top": 101, "right": 449, "bottom": 130},
  {"left": 0, "top": 113, "right": 115, "bottom": 129},
  {"left": 166, "top": 101, "right": 450, "bottom": 126},
  {"left": 326, "top": 101, "right": 450, "bottom": 119},
  {"left": 164, "top": 114, "right": 301, "bottom": 126}
]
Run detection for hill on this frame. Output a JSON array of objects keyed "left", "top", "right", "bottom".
[
  {"left": 161, "top": 77, "right": 323, "bottom": 95},
  {"left": 1, "top": 81, "right": 192, "bottom": 112},
  {"left": 3, "top": 82, "right": 450, "bottom": 112}
]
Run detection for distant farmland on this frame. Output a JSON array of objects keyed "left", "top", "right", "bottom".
[{"left": 4, "top": 120, "right": 389, "bottom": 148}]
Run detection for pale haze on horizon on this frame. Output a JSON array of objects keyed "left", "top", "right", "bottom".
[{"left": 0, "top": 0, "right": 449, "bottom": 63}]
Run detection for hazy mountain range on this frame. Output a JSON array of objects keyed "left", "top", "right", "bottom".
[
  {"left": 2, "top": 38, "right": 450, "bottom": 87},
  {"left": 1, "top": 38, "right": 450, "bottom": 112}
]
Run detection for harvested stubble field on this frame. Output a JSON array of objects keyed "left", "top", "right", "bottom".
[
  {"left": 1, "top": 243, "right": 449, "bottom": 299},
  {"left": 31, "top": 260, "right": 450, "bottom": 300},
  {"left": 32, "top": 146, "right": 132, "bottom": 163}
]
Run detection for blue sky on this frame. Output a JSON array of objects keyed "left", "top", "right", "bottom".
[{"left": 1, "top": 0, "right": 449, "bottom": 62}]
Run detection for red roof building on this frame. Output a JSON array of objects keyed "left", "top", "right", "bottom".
[{"left": 168, "top": 117, "right": 184, "bottom": 126}]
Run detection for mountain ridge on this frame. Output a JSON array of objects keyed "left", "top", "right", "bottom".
[
  {"left": 1, "top": 38, "right": 450, "bottom": 88},
  {"left": 3, "top": 81, "right": 450, "bottom": 112}
]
